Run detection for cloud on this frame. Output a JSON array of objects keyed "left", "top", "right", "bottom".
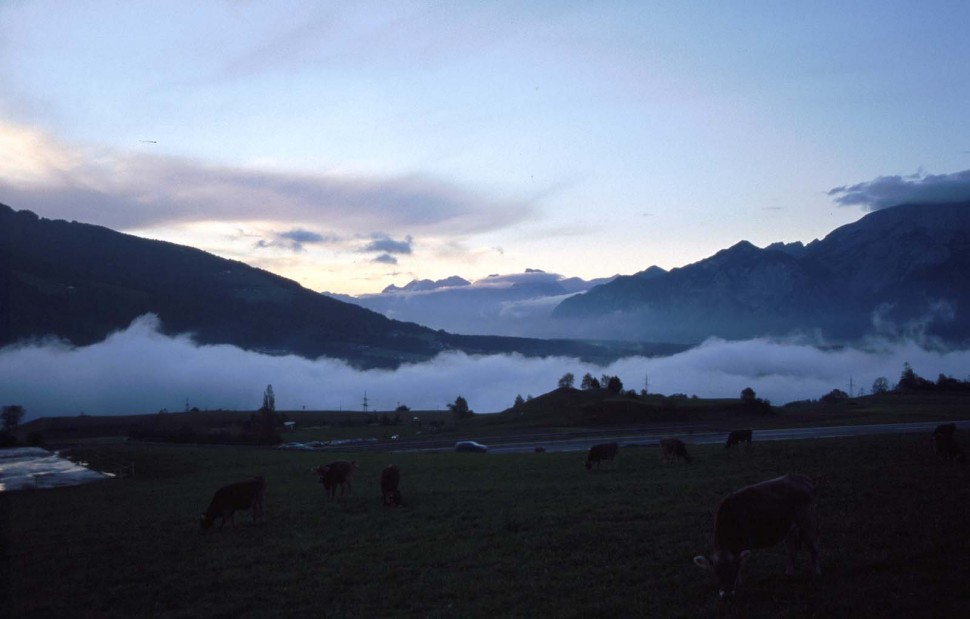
[
  {"left": 3, "top": 315, "right": 969, "bottom": 421},
  {"left": 372, "top": 253, "right": 398, "bottom": 265},
  {"left": 362, "top": 234, "right": 413, "bottom": 255},
  {"left": 829, "top": 169, "right": 970, "bottom": 211},
  {"left": 0, "top": 121, "right": 534, "bottom": 235},
  {"left": 255, "top": 228, "right": 334, "bottom": 252}
]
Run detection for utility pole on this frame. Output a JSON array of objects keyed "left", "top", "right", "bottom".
[
  {"left": 362, "top": 391, "right": 369, "bottom": 413},
  {"left": 848, "top": 377, "right": 854, "bottom": 398}
]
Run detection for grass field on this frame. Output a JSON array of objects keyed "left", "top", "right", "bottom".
[{"left": 2, "top": 432, "right": 969, "bottom": 618}]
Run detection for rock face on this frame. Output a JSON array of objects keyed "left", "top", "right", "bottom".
[{"left": 552, "top": 202, "right": 970, "bottom": 345}]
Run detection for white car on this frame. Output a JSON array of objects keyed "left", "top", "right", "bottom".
[{"left": 454, "top": 440, "right": 488, "bottom": 453}]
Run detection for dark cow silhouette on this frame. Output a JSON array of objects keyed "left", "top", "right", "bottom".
[
  {"left": 725, "top": 429, "right": 753, "bottom": 450},
  {"left": 932, "top": 432, "right": 965, "bottom": 462},
  {"left": 200, "top": 476, "right": 265, "bottom": 531},
  {"left": 694, "top": 474, "right": 821, "bottom": 602},
  {"left": 534, "top": 446, "right": 546, "bottom": 453},
  {"left": 933, "top": 422, "right": 956, "bottom": 436},
  {"left": 659, "top": 438, "right": 692, "bottom": 463},
  {"left": 585, "top": 442, "right": 619, "bottom": 471},
  {"left": 380, "top": 464, "right": 402, "bottom": 506},
  {"left": 316, "top": 460, "right": 357, "bottom": 499}
]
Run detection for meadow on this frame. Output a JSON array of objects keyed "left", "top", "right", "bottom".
[{"left": 2, "top": 432, "right": 968, "bottom": 618}]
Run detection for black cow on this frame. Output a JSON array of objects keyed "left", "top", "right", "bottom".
[
  {"left": 933, "top": 422, "right": 956, "bottom": 436},
  {"left": 660, "top": 438, "right": 692, "bottom": 463},
  {"left": 725, "top": 429, "right": 753, "bottom": 450},
  {"left": 585, "top": 442, "right": 619, "bottom": 471},
  {"left": 932, "top": 432, "right": 965, "bottom": 462},
  {"left": 380, "top": 464, "right": 402, "bottom": 506},
  {"left": 316, "top": 460, "right": 357, "bottom": 499},
  {"left": 200, "top": 476, "right": 266, "bottom": 531},
  {"left": 694, "top": 474, "right": 821, "bottom": 602}
]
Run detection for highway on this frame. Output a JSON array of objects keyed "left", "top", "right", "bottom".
[{"left": 387, "top": 420, "right": 970, "bottom": 455}]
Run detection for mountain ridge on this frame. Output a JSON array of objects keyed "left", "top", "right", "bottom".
[{"left": 553, "top": 202, "right": 970, "bottom": 344}]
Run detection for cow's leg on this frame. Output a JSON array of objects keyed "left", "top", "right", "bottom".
[
  {"left": 794, "top": 510, "right": 822, "bottom": 575},
  {"left": 784, "top": 525, "right": 800, "bottom": 575}
]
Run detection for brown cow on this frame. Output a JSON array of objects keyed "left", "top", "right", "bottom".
[
  {"left": 725, "top": 429, "right": 753, "bottom": 450},
  {"left": 932, "top": 432, "right": 965, "bottom": 462},
  {"left": 380, "top": 464, "right": 402, "bottom": 506},
  {"left": 694, "top": 474, "right": 821, "bottom": 602},
  {"left": 585, "top": 442, "right": 619, "bottom": 471},
  {"left": 659, "top": 438, "right": 692, "bottom": 463},
  {"left": 200, "top": 476, "right": 265, "bottom": 531},
  {"left": 316, "top": 460, "right": 357, "bottom": 499}
]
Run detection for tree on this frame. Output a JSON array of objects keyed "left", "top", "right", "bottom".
[
  {"left": 2, "top": 405, "right": 25, "bottom": 433},
  {"left": 558, "top": 373, "right": 575, "bottom": 389},
  {"left": 513, "top": 394, "right": 525, "bottom": 408},
  {"left": 820, "top": 389, "right": 849, "bottom": 405},
  {"left": 448, "top": 395, "right": 473, "bottom": 419},
  {"left": 581, "top": 373, "right": 600, "bottom": 390},
  {"left": 606, "top": 375, "right": 624, "bottom": 393},
  {"left": 871, "top": 377, "right": 890, "bottom": 394},
  {"left": 740, "top": 387, "right": 757, "bottom": 404},
  {"left": 261, "top": 384, "right": 276, "bottom": 413}
]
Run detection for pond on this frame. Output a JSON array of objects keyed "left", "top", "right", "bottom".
[{"left": 0, "top": 446, "right": 111, "bottom": 492}]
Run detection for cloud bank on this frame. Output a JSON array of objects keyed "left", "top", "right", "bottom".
[
  {"left": 3, "top": 315, "right": 968, "bottom": 421},
  {"left": 829, "top": 169, "right": 970, "bottom": 211},
  {"left": 0, "top": 121, "right": 533, "bottom": 235}
]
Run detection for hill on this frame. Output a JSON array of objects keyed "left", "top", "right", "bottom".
[
  {"left": 553, "top": 202, "right": 970, "bottom": 344},
  {"left": 0, "top": 204, "right": 678, "bottom": 367}
]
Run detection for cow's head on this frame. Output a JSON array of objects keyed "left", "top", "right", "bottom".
[
  {"left": 693, "top": 549, "right": 751, "bottom": 601},
  {"left": 200, "top": 514, "right": 214, "bottom": 532}
]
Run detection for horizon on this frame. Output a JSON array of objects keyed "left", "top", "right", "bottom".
[{"left": 3, "top": 2, "right": 970, "bottom": 295}]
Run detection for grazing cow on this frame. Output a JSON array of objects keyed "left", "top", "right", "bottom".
[
  {"left": 585, "top": 442, "right": 619, "bottom": 471},
  {"left": 534, "top": 446, "right": 546, "bottom": 453},
  {"left": 932, "top": 432, "right": 965, "bottom": 462},
  {"left": 659, "top": 438, "right": 692, "bottom": 463},
  {"left": 316, "top": 460, "right": 357, "bottom": 499},
  {"left": 200, "top": 476, "right": 265, "bottom": 531},
  {"left": 694, "top": 474, "right": 821, "bottom": 602},
  {"left": 725, "top": 429, "right": 753, "bottom": 450},
  {"left": 380, "top": 464, "right": 402, "bottom": 506},
  {"left": 933, "top": 422, "right": 956, "bottom": 436}
]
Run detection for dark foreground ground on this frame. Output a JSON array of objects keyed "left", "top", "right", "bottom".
[{"left": 2, "top": 430, "right": 968, "bottom": 618}]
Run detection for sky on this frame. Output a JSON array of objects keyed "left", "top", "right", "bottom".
[{"left": 3, "top": 1, "right": 970, "bottom": 295}]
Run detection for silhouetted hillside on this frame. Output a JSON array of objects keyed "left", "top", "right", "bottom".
[{"left": 0, "top": 204, "right": 678, "bottom": 367}]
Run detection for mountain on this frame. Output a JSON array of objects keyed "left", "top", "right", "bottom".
[
  {"left": 339, "top": 270, "right": 617, "bottom": 338},
  {"left": 553, "top": 202, "right": 970, "bottom": 345},
  {"left": 0, "top": 204, "right": 670, "bottom": 367}
]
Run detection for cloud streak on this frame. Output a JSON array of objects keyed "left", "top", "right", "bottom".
[
  {"left": 3, "top": 315, "right": 968, "bottom": 421},
  {"left": 0, "top": 121, "right": 534, "bottom": 235},
  {"left": 829, "top": 169, "right": 970, "bottom": 211}
]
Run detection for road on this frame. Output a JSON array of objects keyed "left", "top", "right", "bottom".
[{"left": 383, "top": 420, "right": 970, "bottom": 455}]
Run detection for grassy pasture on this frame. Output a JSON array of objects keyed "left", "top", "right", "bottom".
[{"left": 2, "top": 434, "right": 969, "bottom": 618}]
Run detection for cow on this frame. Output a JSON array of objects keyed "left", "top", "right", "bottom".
[
  {"left": 585, "top": 442, "right": 619, "bottom": 471},
  {"left": 534, "top": 446, "right": 547, "bottom": 453},
  {"left": 725, "top": 429, "right": 753, "bottom": 450},
  {"left": 380, "top": 464, "right": 402, "bottom": 506},
  {"left": 659, "top": 438, "right": 692, "bottom": 463},
  {"left": 932, "top": 422, "right": 956, "bottom": 436},
  {"left": 694, "top": 474, "right": 821, "bottom": 602},
  {"left": 316, "top": 460, "right": 357, "bottom": 499},
  {"left": 932, "top": 432, "right": 965, "bottom": 462},
  {"left": 200, "top": 476, "right": 265, "bottom": 532}
]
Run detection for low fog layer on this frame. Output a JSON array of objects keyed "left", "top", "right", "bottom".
[{"left": 3, "top": 315, "right": 969, "bottom": 420}]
